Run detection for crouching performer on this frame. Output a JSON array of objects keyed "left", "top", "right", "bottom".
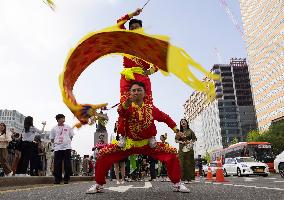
[{"left": 86, "top": 81, "right": 190, "bottom": 193}]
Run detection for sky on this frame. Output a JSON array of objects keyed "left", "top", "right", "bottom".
[{"left": 0, "top": 0, "right": 247, "bottom": 156}]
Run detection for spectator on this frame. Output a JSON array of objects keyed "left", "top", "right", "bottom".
[
  {"left": 30, "top": 135, "right": 44, "bottom": 176},
  {"left": 82, "top": 155, "right": 89, "bottom": 176},
  {"left": 241, "top": 147, "right": 249, "bottom": 157},
  {"left": 159, "top": 134, "right": 169, "bottom": 181},
  {"left": 8, "top": 128, "right": 22, "bottom": 175},
  {"left": 113, "top": 122, "right": 126, "bottom": 184},
  {"left": 148, "top": 156, "right": 157, "bottom": 181},
  {"left": 50, "top": 114, "right": 74, "bottom": 184},
  {"left": 175, "top": 118, "right": 196, "bottom": 184},
  {"left": 0, "top": 123, "right": 13, "bottom": 176},
  {"left": 88, "top": 156, "right": 95, "bottom": 176},
  {"left": 16, "top": 116, "right": 46, "bottom": 176},
  {"left": 196, "top": 155, "right": 203, "bottom": 177}
]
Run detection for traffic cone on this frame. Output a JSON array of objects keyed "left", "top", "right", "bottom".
[
  {"left": 206, "top": 165, "right": 213, "bottom": 181},
  {"left": 215, "top": 158, "right": 228, "bottom": 182}
]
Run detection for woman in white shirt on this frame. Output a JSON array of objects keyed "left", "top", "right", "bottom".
[
  {"left": 16, "top": 116, "right": 45, "bottom": 176},
  {"left": 0, "top": 122, "right": 13, "bottom": 176}
]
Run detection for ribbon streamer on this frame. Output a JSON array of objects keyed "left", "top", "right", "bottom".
[{"left": 59, "top": 22, "right": 220, "bottom": 126}]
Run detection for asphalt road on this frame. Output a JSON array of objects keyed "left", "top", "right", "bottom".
[{"left": 0, "top": 174, "right": 283, "bottom": 200}]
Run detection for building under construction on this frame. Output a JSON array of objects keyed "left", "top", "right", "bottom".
[{"left": 184, "top": 58, "right": 257, "bottom": 156}]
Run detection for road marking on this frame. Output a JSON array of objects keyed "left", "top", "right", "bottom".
[
  {"left": 253, "top": 186, "right": 284, "bottom": 191},
  {"left": 221, "top": 184, "right": 284, "bottom": 191},
  {"left": 105, "top": 181, "right": 152, "bottom": 193},
  {"left": 213, "top": 182, "right": 222, "bottom": 185},
  {"left": 243, "top": 177, "right": 257, "bottom": 182},
  {"left": 266, "top": 178, "right": 277, "bottom": 180},
  {"left": 274, "top": 181, "right": 284, "bottom": 183},
  {"left": 223, "top": 184, "right": 233, "bottom": 186},
  {"left": 242, "top": 185, "right": 256, "bottom": 188},
  {"left": 132, "top": 181, "right": 152, "bottom": 189},
  {"left": 105, "top": 185, "right": 134, "bottom": 193}
]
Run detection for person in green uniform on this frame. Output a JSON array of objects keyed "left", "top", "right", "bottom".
[{"left": 175, "top": 119, "right": 196, "bottom": 184}]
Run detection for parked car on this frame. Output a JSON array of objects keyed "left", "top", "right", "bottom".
[
  {"left": 274, "top": 151, "right": 284, "bottom": 178},
  {"left": 202, "top": 162, "right": 218, "bottom": 176},
  {"left": 222, "top": 157, "right": 269, "bottom": 177}
]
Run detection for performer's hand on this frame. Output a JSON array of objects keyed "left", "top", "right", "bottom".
[
  {"left": 133, "top": 8, "right": 142, "bottom": 16},
  {"left": 143, "top": 69, "right": 150, "bottom": 76},
  {"left": 123, "top": 96, "right": 134, "bottom": 108}
]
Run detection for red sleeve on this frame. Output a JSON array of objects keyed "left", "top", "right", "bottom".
[
  {"left": 117, "top": 14, "right": 130, "bottom": 29},
  {"left": 153, "top": 106, "right": 177, "bottom": 129}
]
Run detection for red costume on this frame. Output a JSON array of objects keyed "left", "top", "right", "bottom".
[
  {"left": 94, "top": 102, "right": 181, "bottom": 185},
  {"left": 117, "top": 14, "right": 159, "bottom": 134}
]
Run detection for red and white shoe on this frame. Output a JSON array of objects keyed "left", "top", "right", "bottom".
[
  {"left": 86, "top": 184, "right": 103, "bottom": 194},
  {"left": 173, "top": 183, "right": 190, "bottom": 193}
]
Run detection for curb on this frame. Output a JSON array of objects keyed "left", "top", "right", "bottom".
[{"left": 0, "top": 176, "right": 94, "bottom": 187}]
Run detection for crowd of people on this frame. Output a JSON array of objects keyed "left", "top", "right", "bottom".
[{"left": 0, "top": 114, "right": 76, "bottom": 185}]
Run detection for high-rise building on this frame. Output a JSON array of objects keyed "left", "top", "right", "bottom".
[
  {"left": 239, "top": 0, "right": 284, "bottom": 130},
  {"left": 184, "top": 59, "right": 257, "bottom": 156},
  {"left": 0, "top": 109, "right": 25, "bottom": 133}
]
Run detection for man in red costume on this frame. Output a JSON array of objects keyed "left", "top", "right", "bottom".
[
  {"left": 86, "top": 82, "right": 190, "bottom": 193},
  {"left": 116, "top": 8, "right": 159, "bottom": 136}
]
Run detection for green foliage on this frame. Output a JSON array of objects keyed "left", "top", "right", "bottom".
[
  {"left": 203, "top": 151, "right": 211, "bottom": 163},
  {"left": 231, "top": 137, "right": 239, "bottom": 144},
  {"left": 247, "top": 130, "right": 260, "bottom": 142}
]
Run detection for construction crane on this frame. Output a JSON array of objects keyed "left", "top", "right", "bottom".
[{"left": 219, "top": 0, "right": 244, "bottom": 39}]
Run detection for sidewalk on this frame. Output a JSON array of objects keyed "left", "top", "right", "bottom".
[{"left": 0, "top": 176, "right": 94, "bottom": 187}]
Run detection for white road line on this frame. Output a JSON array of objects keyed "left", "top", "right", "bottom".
[
  {"left": 266, "top": 178, "right": 277, "bottom": 180},
  {"left": 274, "top": 181, "right": 284, "bottom": 183},
  {"left": 223, "top": 184, "right": 234, "bottom": 186},
  {"left": 253, "top": 186, "right": 284, "bottom": 191},
  {"left": 105, "top": 181, "right": 152, "bottom": 193},
  {"left": 243, "top": 178, "right": 257, "bottom": 182},
  {"left": 242, "top": 185, "right": 256, "bottom": 188}
]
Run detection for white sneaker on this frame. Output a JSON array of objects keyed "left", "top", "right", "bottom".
[
  {"left": 86, "top": 184, "right": 103, "bottom": 194},
  {"left": 173, "top": 183, "right": 190, "bottom": 193},
  {"left": 15, "top": 174, "right": 25, "bottom": 177},
  {"left": 5, "top": 172, "right": 13, "bottom": 177},
  {"left": 116, "top": 180, "right": 121, "bottom": 184},
  {"left": 120, "top": 180, "right": 125, "bottom": 184},
  {"left": 148, "top": 136, "right": 157, "bottom": 148}
]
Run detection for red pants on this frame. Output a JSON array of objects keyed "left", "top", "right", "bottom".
[{"left": 95, "top": 142, "right": 181, "bottom": 185}]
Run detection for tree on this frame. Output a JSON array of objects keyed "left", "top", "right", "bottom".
[
  {"left": 261, "top": 121, "right": 284, "bottom": 156},
  {"left": 247, "top": 130, "right": 260, "bottom": 142},
  {"left": 231, "top": 137, "right": 239, "bottom": 145},
  {"left": 203, "top": 151, "right": 211, "bottom": 163}
]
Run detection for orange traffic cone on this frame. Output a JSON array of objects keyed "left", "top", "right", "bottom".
[
  {"left": 206, "top": 165, "right": 213, "bottom": 181},
  {"left": 215, "top": 158, "right": 228, "bottom": 182}
]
